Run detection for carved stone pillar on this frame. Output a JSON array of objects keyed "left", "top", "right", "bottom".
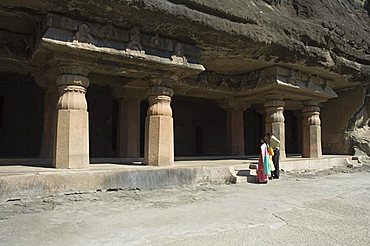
[
  {"left": 40, "top": 85, "right": 58, "bottom": 159},
  {"left": 54, "top": 64, "right": 90, "bottom": 169},
  {"left": 223, "top": 103, "right": 248, "bottom": 156},
  {"left": 144, "top": 79, "right": 174, "bottom": 166},
  {"left": 302, "top": 101, "right": 322, "bottom": 158},
  {"left": 114, "top": 90, "right": 142, "bottom": 158},
  {"left": 264, "top": 97, "right": 286, "bottom": 160}
]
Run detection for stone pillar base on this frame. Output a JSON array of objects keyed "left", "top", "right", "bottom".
[
  {"left": 145, "top": 115, "right": 174, "bottom": 166},
  {"left": 54, "top": 110, "right": 89, "bottom": 169}
]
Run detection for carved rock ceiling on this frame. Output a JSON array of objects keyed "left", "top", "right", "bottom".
[{"left": 1, "top": 0, "right": 370, "bottom": 90}]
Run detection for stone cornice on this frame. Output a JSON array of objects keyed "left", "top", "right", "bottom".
[
  {"left": 35, "top": 14, "right": 202, "bottom": 68},
  {"left": 179, "top": 66, "right": 338, "bottom": 101}
]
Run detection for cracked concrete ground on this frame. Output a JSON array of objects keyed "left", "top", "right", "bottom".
[{"left": 0, "top": 165, "right": 370, "bottom": 246}]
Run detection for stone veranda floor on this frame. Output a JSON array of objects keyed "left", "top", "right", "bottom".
[{"left": 0, "top": 164, "right": 369, "bottom": 246}]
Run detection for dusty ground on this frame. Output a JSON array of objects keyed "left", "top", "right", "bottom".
[{"left": 0, "top": 164, "right": 370, "bottom": 246}]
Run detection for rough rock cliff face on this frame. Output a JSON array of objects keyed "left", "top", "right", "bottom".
[
  {"left": 321, "top": 86, "right": 369, "bottom": 157},
  {"left": 3, "top": 0, "right": 370, "bottom": 79},
  {"left": 158, "top": 0, "right": 370, "bottom": 81},
  {"left": 347, "top": 87, "right": 370, "bottom": 157},
  {"left": 1, "top": 0, "right": 370, "bottom": 156}
]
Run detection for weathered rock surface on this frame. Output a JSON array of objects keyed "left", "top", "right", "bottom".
[
  {"left": 1, "top": 0, "right": 370, "bottom": 81},
  {"left": 322, "top": 86, "right": 370, "bottom": 157},
  {"left": 347, "top": 87, "right": 370, "bottom": 157}
]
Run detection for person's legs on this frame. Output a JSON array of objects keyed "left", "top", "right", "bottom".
[{"left": 273, "top": 149, "right": 280, "bottom": 178}]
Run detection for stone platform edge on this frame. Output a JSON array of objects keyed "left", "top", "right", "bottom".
[
  {"left": 0, "top": 156, "right": 352, "bottom": 201},
  {"left": 0, "top": 166, "right": 236, "bottom": 201},
  {"left": 280, "top": 156, "right": 350, "bottom": 172}
]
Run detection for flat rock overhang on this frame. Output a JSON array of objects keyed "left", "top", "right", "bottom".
[
  {"left": 172, "top": 80, "right": 337, "bottom": 104},
  {"left": 33, "top": 39, "right": 205, "bottom": 79},
  {"left": 30, "top": 13, "right": 205, "bottom": 83},
  {"left": 236, "top": 82, "right": 337, "bottom": 104},
  {"left": 171, "top": 66, "right": 338, "bottom": 104}
]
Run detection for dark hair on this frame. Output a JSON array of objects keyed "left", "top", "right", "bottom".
[{"left": 266, "top": 132, "right": 272, "bottom": 136}]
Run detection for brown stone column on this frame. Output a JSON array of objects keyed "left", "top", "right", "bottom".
[
  {"left": 116, "top": 97, "right": 141, "bottom": 158},
  {"left": 225, "top": 104, "right": 247, "bottom": 156},
  {"left": 40, "top": 85, "right": 58, "bottom": 159},
  {"left": 302, "top": 101, "right": 322, "bottom": 158},
  {"left": 264, "top": 97, "right": 286, "bottom": 160},
  {"left": 54, "top": 64, "right": 90, "bottom": 169},
  {"left": 144, "top": 80, "right": 174, "bottom": 166}
]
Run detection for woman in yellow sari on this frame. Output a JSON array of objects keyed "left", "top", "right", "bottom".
[{"left": 268, "top": 145, "right": 275, "bottom": 180}]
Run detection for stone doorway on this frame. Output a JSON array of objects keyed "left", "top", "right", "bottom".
[
  {"left": 0, "top": 72, "right": 43, "bottom": 158},
  {"left": 284, "top": 110, "right": 301, "bottom": 155},
  {"left": 244, "top": 108, "right": 264, "bottom": 155},
  {"left": 171, "top": 96, "right": 226, "bottom": 157},
  {"left": 86, "top": 84, "right": 117, "bottom": 158}
]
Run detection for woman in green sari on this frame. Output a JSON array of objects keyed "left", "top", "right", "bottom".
[{"left": 256, "top": 137, "right": 271, "bottom": 183}]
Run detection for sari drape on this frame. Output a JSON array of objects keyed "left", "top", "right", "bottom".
[{"left": 257, "top": 143, "right": 271, "bottom": 183}]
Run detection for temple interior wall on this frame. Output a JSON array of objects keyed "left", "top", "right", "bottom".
[
  {"left": 171, "top": 96, "right": 226, "bottom": 156},
  {"left": 284, "top": 110, "right": 300, "bottom": 155},
  {"left": 0, "top": 72, "right": 43, "bottom": 157},
  {"left": 244, "top": 108, "right": 263, "bottom": 155},
  {"left": 86, "top": 84, "right": 117, "bottom": 158}
]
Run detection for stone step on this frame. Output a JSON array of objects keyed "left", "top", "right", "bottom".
[
  {"left": 346, "top": 157, "right": 362, "bottom": 168},
  {"left": 233, "top": 168, "right": 257, "bottom": 184}
]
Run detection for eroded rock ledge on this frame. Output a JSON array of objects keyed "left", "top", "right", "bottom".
[{"left": 1, "top": 0, "right": 370, "bottom": 82}]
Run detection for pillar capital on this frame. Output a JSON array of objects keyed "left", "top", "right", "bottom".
[
  {"left": 56, "top": 64, "right": 90, "bottom": 111},
  {"left": 302, "top": 100, "right": 321, "bottom": 114},
  {"left": 303, "top": 108, "right": 321, "bottom": 126},
  {"left": 146, "top": 85, "right": 174, "bottom": 98},
  {"left": 264, "top": 98, "right": 285, "bottom": 108},
  {"left": 56, "top": 64, "right": 90, "bottom": 88},
  {"left": 57, "top": 64, "right": 90, "bottom": 77},
  {"left": 265, "top": 102, "right": 285, "bottom": 124},
  {"left": 303, "top": 105, "right": 321, "bottom": 114},
  {"left": 148, "top": 75, "right": 178, "bottom": 87}
]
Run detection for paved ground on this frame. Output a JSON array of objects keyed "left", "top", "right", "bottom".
[{"left": 0, "top": 165, "right": 369, "bottom": 246}]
